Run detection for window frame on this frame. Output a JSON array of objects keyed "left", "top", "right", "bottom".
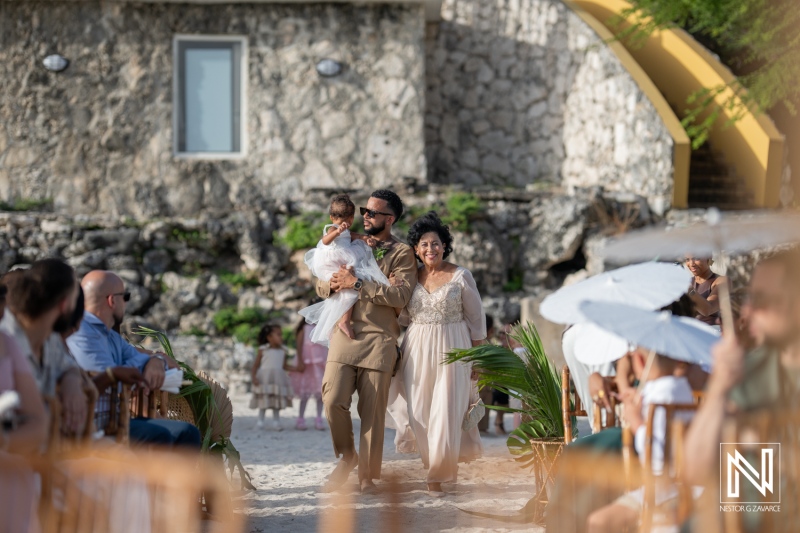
[{"left": 172, "top": 34, "right": 248, "bottom": 160}]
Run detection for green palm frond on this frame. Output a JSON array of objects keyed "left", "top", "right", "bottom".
[
  {"left": 446, "top": 321, "right": 565, "bottom": 442},
  {"left": 134, "top": 326, "right": 255, "bottom": 490}
]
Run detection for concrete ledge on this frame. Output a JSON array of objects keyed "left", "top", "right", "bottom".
[{"left": 36, "top": 0, "right": 444, "bottom": 21}]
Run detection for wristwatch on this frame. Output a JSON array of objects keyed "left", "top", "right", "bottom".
[
  {"left": 353, "top": 278, "right": 363, "bottom": 291},
  {"left": 152, "top": 354, "right": 169, "bottom": 370}
]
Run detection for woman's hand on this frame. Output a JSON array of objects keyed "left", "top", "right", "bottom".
[
  {"left": 252, "top": 375, "right": 260, "bottom": 387},
  {"left": 588, "top": 372, "right": 613, "bottom": 411}
]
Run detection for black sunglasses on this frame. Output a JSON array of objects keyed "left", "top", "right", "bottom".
[
  {"left": 111, "top": 291, "right": 131, "bottom": 302},
  {"left": 360, "top": 207, "right": 393, "bottom": 219}
]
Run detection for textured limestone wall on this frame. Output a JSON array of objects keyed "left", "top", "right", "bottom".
[
  {"left": 424, "top": 0, "right": 675, "bottom": 212},
  {"left": 0, "top": 1, "right": 426, "bottom": 217}
]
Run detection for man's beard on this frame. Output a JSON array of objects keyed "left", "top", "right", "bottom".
[
  {"left": 52, "top": 309, "right": 74, "bottom": 335},
  {"left": 364, "top": 220, "right": 386, "bottom": 236},
  {"left": 112, "top": 311, "right": 124, "bottom": 332}
]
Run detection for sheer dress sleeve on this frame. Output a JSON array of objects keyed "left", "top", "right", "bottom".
[{"left": 459, "top": 268, "right": 486, "bottom": 341}]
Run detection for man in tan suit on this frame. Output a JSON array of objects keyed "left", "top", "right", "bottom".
[{"left": 316, "top": 189, "right": 418, "bottom": 493}]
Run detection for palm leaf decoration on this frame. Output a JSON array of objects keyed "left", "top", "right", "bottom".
[
  {"left": 446, "top": 321, "right": 570, "bottom": 469},
  {"left": 134, "top": 326, "right": 255, "bottom": 490}
]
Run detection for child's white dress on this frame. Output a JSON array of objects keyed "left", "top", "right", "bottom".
[{"left": 299, "top": 225, "right": 390, "bottom": 346}]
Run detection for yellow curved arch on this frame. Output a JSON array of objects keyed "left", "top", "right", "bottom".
[{"left": 573, "top": 0, "right": 785, "bottom": 208}]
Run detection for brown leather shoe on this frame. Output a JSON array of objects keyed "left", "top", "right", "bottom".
[{"left": 321, "top": 453, "right": 358, "bottom": 493}]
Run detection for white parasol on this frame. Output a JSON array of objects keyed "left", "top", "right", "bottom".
[
  {"left": 601, "top": 208, "right": 800, "bottom": 332},
  {"left": 602, "top": 209, "right": 800, "bottom": 262},
  {"left": 579, "top": 301, "right": 719, "bottom": 367},
  {"left": 540, "top": 262, "right": 691, "bottom": 325},
  {"left": 573, "top": 323, "right": 631, "bottom": 366}
]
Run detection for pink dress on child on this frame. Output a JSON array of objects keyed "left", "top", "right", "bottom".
[{"left": 290, "top": 324, "right": 328, "bottom": 397}]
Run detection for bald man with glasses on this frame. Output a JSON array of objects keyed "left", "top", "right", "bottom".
[{"left": 67, "top": 270, "right": 201, "bottom": 448}]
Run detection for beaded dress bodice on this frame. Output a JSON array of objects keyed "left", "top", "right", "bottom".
[{"left": 408, "top": 279, "right": 464, "bottom": 326}]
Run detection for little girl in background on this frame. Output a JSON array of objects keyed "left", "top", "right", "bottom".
[
  {"left": 299, "top": 194, "right": 397, "bottom": 345},
  {"left": 250, "top": 324, "right": 293, "bottom": 431},
  {"left": 290, "top": 314, "right": 329, "bottom": 431}
]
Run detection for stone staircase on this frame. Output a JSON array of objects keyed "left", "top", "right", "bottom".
[{"left": 687, "top": 142, "right": 754, "bottom": 210}]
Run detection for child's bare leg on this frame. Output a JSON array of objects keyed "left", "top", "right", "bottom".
[{"left": 338, "top": 307, "right": 355, "bottom": 339}]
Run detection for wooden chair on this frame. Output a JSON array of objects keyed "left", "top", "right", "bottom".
[
  {"left": 622, "top": 402, "right": 699, "bottom": 532},
  {"left": 592, "top": 379, "right": 620, "bottom": 433},
  {"left": 131, "top": 388, "right": 169, "bottom": 419},
  {"left": 37, "top": 447, "right": 244, "bottom": 533},
  {"left": 561, "top": 366, "right": 587, "bottom": 444},
  {"left": 562, "top": 367, "right": 620, "bottom": 444}
]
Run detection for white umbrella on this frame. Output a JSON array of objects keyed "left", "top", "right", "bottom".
[
  {"left": 601, "top": 209, "right": 800, "bottom": 262},
  {"left": 540, "top": 262, "right": 691, "bottom": 325},
  {"left": 601, "top": 208, "right": 800, "bottom": 332},
  {"left": 573, "top": 323, "right": 631, "bottom": 366},
  {"left": 579, "top": 301, "right": 719, "bottom": 367}
]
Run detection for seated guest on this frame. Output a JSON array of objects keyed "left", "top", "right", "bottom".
[
  {"left": 67, "top": 270, "right": 201, "bottom": 448},
  {"left": 685, "top": 249, "right": 800, "bottom": 485},
  {"left": 0, "top": 260, "right": 89, "bottom": 436},
  {"left": 586, "top": 348, "right": 695, "bottom": 533},
  {"left": 684, "top": 256, "right": 727, "bottom": 327},
  {"left": 1, "top": 283, "right": 49, "bottom": 533}
]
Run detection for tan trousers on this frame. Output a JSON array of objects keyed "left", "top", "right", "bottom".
[{"left": 321, "top": 362, "right": 392, "bottom": 482}]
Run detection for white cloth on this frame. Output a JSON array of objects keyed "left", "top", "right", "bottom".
[
  {"left": 298, "top": 226, "right": 390, "bottom": 346},
  {"left": 387, "top": 267, "right": 486, "bottom": 483},
  {"left": 562, "top": 323, "right": 617, "bottom": 431},
  {"left": 634, "top": 375, "right": 695, "bottom": 474}
]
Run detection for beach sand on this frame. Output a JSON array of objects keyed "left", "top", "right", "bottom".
[{"left": 230, "top": 390, "right": 551, "bottom": 533}]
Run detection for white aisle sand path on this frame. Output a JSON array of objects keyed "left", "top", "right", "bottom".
[{"left": 229, "top": 391, "right": 547, "bottom": 533}]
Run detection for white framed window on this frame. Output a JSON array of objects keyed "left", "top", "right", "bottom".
[{"left": 173, "top": 35, "right": 247, "bottom": 158}]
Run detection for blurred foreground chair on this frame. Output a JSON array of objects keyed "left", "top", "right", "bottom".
[
  {"left": 622, "top": 402, "right": 698, "bottom": 532},
  {"left": 38, "top": 447, "right": 243, "bottom": 533}
]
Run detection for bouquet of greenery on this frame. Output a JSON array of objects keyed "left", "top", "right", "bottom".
[{"left": 135, "top": 326, "right": 255, "bottom": 490}]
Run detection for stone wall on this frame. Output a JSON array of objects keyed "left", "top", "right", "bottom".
[
  {"left": 424, "top": 0, "right": 675, "bottom": 213},
  {"left": 0, "top": 1, "right": 426, "bottom": 217}
]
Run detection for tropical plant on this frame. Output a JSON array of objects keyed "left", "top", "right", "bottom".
[
  {"left": 134, "top": 326, "right": 255, "bottom": 490},
  {"left": 212, "top": 306, "right": 273, "bottom": 346},
  {"left": 446, "top": 321, "right": 568, "bottom": 469},
  {"left": 441, "top": 192, "right": 483, "bottom": 231},
  {"left": 612, "top": 0, "right": 800, "bottom": 148}
]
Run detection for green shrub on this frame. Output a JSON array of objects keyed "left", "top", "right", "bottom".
[
  {"left": 232, "top": 323, "right": 261, "bottom": 346},
  {"left": 441, "top": 193, "right": 483, "bottom": 231},
  {"left": 282, "top": 326, "right": 298, "bottom": 352},
  {"left": 213, "top": 306, "right": 274, "bottom": 346},
  {"left": 503, "top": 272, "right": 524, "bottom": 293},
  {"left": 0, "top": 197, "right": 53, "bottom": 212},
  {"left": 217, "top": 270, "right": 260, "bottom": 289},
  {"left": 182, "top": 326, "right": 208, "bottom": 337},
  {"left": 278, "top": 212, "right": 327, "bottom": 251}
]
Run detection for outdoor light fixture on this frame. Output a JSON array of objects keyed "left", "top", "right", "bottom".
[
  {"left": 43, "top": 54, "right": 69, "bottom": 72},
  {"left": 315, "top": 58, "right": 343, "bottom": 78}
]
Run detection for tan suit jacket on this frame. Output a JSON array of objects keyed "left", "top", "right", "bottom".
[{"left": 316, "top": 240, "right": 418, "bottom": 373}]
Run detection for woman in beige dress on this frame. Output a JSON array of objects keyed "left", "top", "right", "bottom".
[{"left": 388, "top": 212, "right": 486, "bottom": 496}]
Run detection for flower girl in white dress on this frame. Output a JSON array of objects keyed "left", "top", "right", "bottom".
[{"left": 299, "top": 194, "right": 397, "bottom": 346}]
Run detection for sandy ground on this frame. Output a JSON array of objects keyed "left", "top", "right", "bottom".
[{"left": 228, "top": 390, "right": 563, "bottom": 533}]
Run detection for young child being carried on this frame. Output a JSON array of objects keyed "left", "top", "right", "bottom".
[{"left": 299, "top": 194, "right": 401, "bottom": 346}]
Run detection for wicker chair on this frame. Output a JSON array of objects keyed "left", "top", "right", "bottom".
[
  {"left": 37, "top": 447, "right": 244, "bottom": 533},
  {"left": 622, "top": 402, "right": 699, "bottom": 532}
]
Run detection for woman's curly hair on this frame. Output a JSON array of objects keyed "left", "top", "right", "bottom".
[{"left": 407, "top": 211, "right": 454, "bottom": 260}]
